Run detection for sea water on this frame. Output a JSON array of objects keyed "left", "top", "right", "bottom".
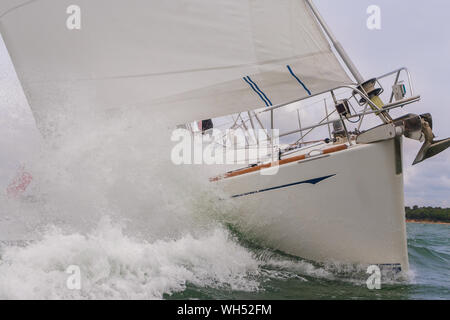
[
  {"left": 0, "top": 112, "right": 448, "bottom": 300},
  {"left": 0, "top": 221, "right": 448, "bottom": 300}
]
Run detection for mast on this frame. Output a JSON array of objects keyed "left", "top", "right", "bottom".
[{"left": 305, "top": 0, "right": 364, "bottom": 84}]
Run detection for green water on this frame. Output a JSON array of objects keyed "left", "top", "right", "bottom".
[{"left": 168, "top": 223, "right": 449, "bottom": 300}]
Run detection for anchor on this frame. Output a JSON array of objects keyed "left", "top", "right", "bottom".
[
  {"left": 356, "top": 78, "right": 450, "bottom": 165},
  {"left": 393, "top": 113, "right": 450, "bottom": 165}
]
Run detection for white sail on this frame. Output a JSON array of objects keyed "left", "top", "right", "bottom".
[{"left": 0, "top": 0, "right": 351, "bottom": 134}]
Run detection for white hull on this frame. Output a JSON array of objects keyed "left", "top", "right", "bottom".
[{"left": 216, "top": 139, "right": 409, "bottom": 271}]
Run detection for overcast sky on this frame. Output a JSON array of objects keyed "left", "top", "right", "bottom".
[{"left": 0, "top": 0, "right": 449, "bottom": 206}]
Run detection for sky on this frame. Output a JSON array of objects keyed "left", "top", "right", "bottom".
[
  {"left": 0, "top": 0, "right": 449, "bottom": 207},
  {"left": 314, "top": 0, "right": 450, "bottom": 207}
]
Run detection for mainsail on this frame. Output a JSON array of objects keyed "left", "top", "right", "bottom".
[{"left": 0, "top": 0, "right": 351, "bottom": 135}]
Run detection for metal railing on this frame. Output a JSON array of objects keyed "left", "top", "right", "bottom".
[
  {"left": 256, "top": 68, "right": 418, "bottom": 143},
  {"left": 195, "top": 68, "right": 419, "bottom": 163}
]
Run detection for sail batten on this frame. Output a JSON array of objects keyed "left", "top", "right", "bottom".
[{"left": 0, "top": 0, "right": 351, "bottom": 134}]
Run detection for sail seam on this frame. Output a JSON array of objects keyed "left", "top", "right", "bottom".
[
  {"left": 0, "top": 0, "right": 39, "bottom": 19},
  {"left": 21, "top": 51, "right": 338, "bottom": 83}
]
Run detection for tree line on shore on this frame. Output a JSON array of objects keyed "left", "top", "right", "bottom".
[{"left": 405, "top": 206, "right": 450, "bottom": 223}]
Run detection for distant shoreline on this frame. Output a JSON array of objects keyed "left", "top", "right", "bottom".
[
  {"left": 406, "top": 219, "right": 450, "bottom": 226},
  {"left": 405, "top": 206, "right": 449, "bottom": 225}
]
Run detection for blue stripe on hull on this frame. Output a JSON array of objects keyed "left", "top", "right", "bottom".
[{"left": 231, "top": 174, "right": 336, "bottom": 198}]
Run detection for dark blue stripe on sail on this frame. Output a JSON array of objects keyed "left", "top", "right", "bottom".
[
  {"left": 286, "top": 65, "right": 312, "bottom": 96},
  {"left": 245, "top": 76, "right": 273, "bottom": 106},
  {"left": 231, "top": 174, "right": 335, "bottom": 198},
  {"left": 243, "top": 76, "right": 270, "bottom": 107}
]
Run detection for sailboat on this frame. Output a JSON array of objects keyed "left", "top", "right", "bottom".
[{"left": 1, "top": 0, "right": 448, "bottom": 273}]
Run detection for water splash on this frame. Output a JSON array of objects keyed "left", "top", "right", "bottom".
[{"left": 0, "top": 218, "right": 261, "bottom": 300}]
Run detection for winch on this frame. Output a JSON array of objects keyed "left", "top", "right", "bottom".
[{"left": 352, "top": 77, "right": 450, "bottom": 165}]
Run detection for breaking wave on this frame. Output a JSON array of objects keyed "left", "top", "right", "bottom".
[{"left": 0, "top": 219, "right": 262, "bottom": 299}]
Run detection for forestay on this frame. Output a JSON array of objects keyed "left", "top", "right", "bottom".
[{"left": 0, "top": 0, "right": 351, "bottom": 135}]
